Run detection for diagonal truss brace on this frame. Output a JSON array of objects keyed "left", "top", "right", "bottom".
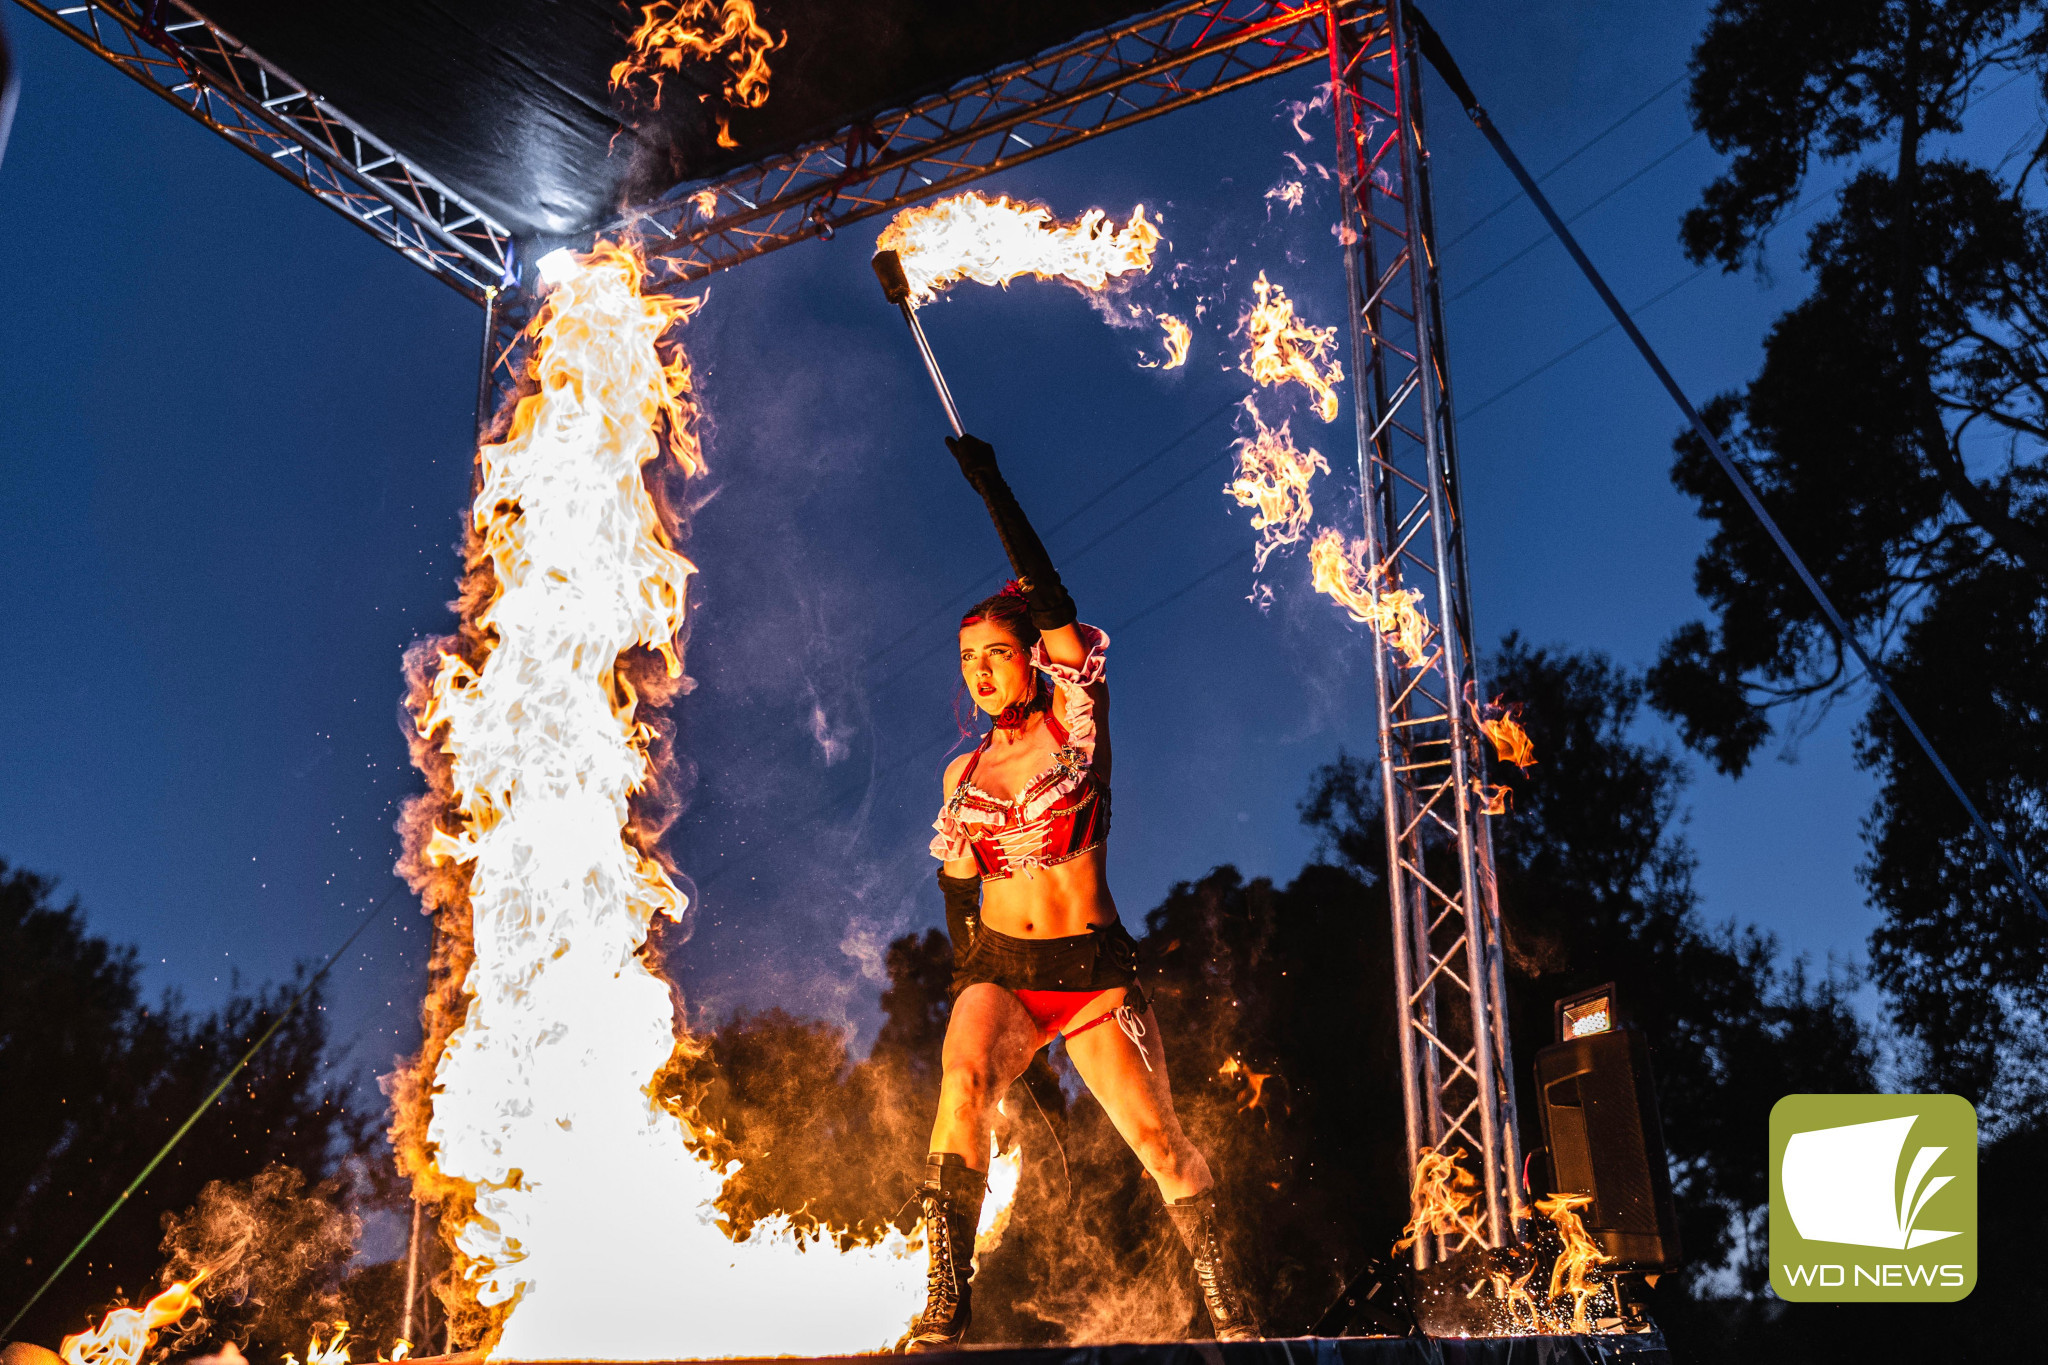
[
  {"left": 15, "top": 0, "right": 512, "bottom": 300},
  {"left": 623, "top": 0, "right": 1369, "bottom": 280},
  {"left": 1325, "top": 0, "right": 1521, "bottom": 1267}
]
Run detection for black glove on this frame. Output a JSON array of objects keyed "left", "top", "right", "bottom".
[
  {"left": 946, "top": 433, "right": 1078, "bottom": 632},
  {"left": 937, "top": 870, "right": 982, "bottom": 993}
]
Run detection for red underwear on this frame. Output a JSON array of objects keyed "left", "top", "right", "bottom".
[{"left": 1012, "top": 987, "right": 1123, "bottom": 1040}]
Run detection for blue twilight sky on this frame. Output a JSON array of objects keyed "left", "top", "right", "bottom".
[{"left": 6, "top": 1, "right": 2027, "bottom": 1089}]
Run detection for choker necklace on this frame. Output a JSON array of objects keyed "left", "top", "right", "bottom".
[{"left": 993, "top": 680, "right": 1050, "bottom": 731}]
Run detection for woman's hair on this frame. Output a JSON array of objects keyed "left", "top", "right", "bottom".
[{"left": 959, "top": 581, "right": 1041, "bottom": 650}]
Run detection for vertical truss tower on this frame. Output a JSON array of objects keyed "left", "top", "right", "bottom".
[{"left": 1326, "top": 1, "right": 1521, "bottom": 1265}]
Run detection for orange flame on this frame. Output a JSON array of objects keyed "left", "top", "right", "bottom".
[
  {"left": 611, "top": 1, "right": 784, "bottom": 136},
  {"left": 1141, "top": 311, "right": 1192, "bottom": 370},
  {"left": 1534, "top": 1193, "right": 1613, "bottom": 1332},
  {"left": 1470, "top": 778, "right": 1511, "bottom": 816},
  {"left": 1309, "top": 527, "right": 1432, "bottom": 667},
  {"left": 397, "top": 241, "right": 1019, "bottom": 1358},
  {"left": 1395, "top": 1146, "right": 1484, "bottom": 1251},
  {"left": 282, "top": 1321, "right": 350, "bottom": 1365},
  {"left": 689, "top": 188, "right": 720, "bottom": 219},
  {"left": 875, "top": 190, "right": 1162, "bottom": 306},
  {"left": 59, "top": 1276, "right": 206, "bottom": 1365},
  {"left": 1487, "top": 1266, "right": 1540, "bottom": 1332},
  {"left": 1474, "top": 695, "right": 1537, "bottom": 771},
  {"left": 1237, "top": 271, "right": 1343, "bottom": 422},
  {"left": 1228, "top": 398, "right": 1328, "bottom": 571},
  {"left": 1216, "top": 1055, "right": 1277, "bottom": 1115}
]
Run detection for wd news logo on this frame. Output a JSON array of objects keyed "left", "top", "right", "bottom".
[{"left": 1769, "top": 1094, "right": 1977, "bottom": 1301}]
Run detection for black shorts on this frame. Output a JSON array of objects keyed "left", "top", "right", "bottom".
[{"left": 952, "top": 919, "right": 1147, "bottom": 1012}]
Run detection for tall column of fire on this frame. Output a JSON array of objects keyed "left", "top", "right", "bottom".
[{"left": 390, "top": 243, "right": 946, "bottom": 1361}]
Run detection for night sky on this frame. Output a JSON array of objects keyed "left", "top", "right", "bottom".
[{"left": 8, "top": 0, "right": 2014, "bottom": 1098}]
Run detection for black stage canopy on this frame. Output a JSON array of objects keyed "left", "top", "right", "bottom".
[{"left": 190, "top": 1, "right": 1152, "bottom": 239}]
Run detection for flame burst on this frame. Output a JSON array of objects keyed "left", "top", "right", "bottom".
[
  {"left": 392, "top": 242, "right": 990, "bottom": 1359},
  {"left": 1534, "top": 1194, "right": 1614, "bottom": 1333},
  {"left": 1475, "top": 695, "right": 1537, "bottom": 771},
  {"left": 1237, "top": 271, "right": 1343, "bottom": 422},
  {"left": 1217, "top": 1056, "right": 1277, "bottom": 1116},
  {"left": 1227, "top": 398, "right": 1328, "bottom": 571},
  {"left": 282, "top": 1322, "right": 351, "bottom": 1365},
  {"left": 1141, "top": 311, "right": 1192, "bottom": 370},
  {"left": 59, "top": 1277, "right": 205, "bottom": 1365},
  {"left": 876, "top": 190, "right": 1162, "bottom": 306},
  {"left": 1470, "top": 778, "right": 1511, "bottom": 816},
  {"left": 1394, "top": 1146, "right": 1484, "bottom": 1252},
  {"left": 1309, "top": 528, "right": 1432, "bottom": 668},
  {"left": 610, "top": 1, "right": 785, "bottom": 147}
]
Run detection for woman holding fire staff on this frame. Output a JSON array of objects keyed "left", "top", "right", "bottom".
[{"left": 900, "top": 432, "right": 1262, "bottom": 1351}]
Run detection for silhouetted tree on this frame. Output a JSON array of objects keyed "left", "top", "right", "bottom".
[
  {"left": 0, "top": 860, "right": 365, "bottom": 1352},
  {"left": 1656, "top": 0, "right": 2048, "bottom": 1108}
]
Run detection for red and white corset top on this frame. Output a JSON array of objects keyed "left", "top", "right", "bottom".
[{"left": 932, "top": 624, "right": 1110, "bottom": 881}]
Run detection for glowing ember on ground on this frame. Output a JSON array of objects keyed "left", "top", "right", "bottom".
[
  {"left": 395, "top": 241, "right": 1014, "bottom": 1359},
  {"left": 1237, "top": 271, "right": 1343, "bottom": 422},
  {"left": 59, "top": 1277, "right": 205, "bottom": 1365},
  {"left": 1226, "top": 398, "right": 1328, "bottom": 570},
  {"left": 610, "top": 1, "right": 784, "bottom": 146},
  {"left": 1308, "top": 528, "right": 1432, "bottom": 667},
  {"left": 876, "top": 190, "right": 1163, "bottom": 306},
  {"left": 1395, "top": 1146, "right": 1484, "bottom": 1252}
]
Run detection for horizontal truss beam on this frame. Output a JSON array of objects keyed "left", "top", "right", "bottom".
[
  {"left": 626, "top": 0, "right": 1372, "bottom": 279},
  {"left": 16, "top": 0, "right": 512, "bottom": 301}
]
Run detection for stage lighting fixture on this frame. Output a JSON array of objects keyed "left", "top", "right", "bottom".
[{"left": 1556, "top": 982, "right": 1616, "bottom": 1041}]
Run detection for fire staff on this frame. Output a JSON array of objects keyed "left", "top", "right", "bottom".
[{"left": 900, "top": 433, "right": 1261, "bottom": 1351}]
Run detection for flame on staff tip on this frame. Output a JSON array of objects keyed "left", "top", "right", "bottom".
[
  {"left": 1237, "top": 271, "right": 1343, "bottom": 423},
  {"left": 59, "top": 1275, "right": 206, "bottom": 1365},
  {"left": 1138, "top": 312, "right": 1192, "bottom": 370},
  {"left": 1227, "top": 397, "right": 1329, "bottom": 571},
  {"left": 875, "top": 190, "right": 1162, "bottom": 306},
  {"left": 1308, "top": 528, "right": 1432, "bottom": 668},
  {"left": 1394, "top": 1146, "right": 1484, "bottom": 1252},
  {"left": 391, "top": 240, "right": 1010, "bottom": 1359},
  {"left": 611, "top": 1, "right": 785, "bottom": 146},
  {"left": 1534, "top": 1194, "right": 1613, "bottom": 1333}
]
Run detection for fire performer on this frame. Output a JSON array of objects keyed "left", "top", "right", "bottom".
[{"left": 902, "top": 433, "right": 1262, "bottom": 1351}]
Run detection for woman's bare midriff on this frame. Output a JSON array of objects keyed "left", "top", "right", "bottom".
[{"left": 976, "top": 842, "right": 1117, "bottom": 938}]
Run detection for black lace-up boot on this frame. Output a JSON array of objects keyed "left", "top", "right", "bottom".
[
  {"left": 1166, "top": 1192, "right": 1263, "bottom": 1342},
  {"left": 899, "top": 1153, "right": 986, "bottom": 1353}
]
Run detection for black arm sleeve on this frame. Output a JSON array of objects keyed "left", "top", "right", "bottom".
[
  {"left": 936, "top": 870, "right": 982, "bottom": 968},
  {"left": 946, "top": 434, "right": 1077, "bottom": 631}
]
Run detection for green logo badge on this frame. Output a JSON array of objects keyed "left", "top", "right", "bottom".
[{"left": 1769, "top": 1093, "right": 1976, "bottom": 1301}]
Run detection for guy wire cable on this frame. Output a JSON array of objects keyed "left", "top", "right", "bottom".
[
  {"left": 2, "top": 884, "right": 401, "bottom": 1340},
  {"left": 1404, "top": 2, "right": 2048, "bottom": 920}
]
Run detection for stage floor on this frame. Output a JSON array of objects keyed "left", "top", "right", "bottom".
[{"left": 488, "top": 1335, "right": 1670, "bottom": 1365}]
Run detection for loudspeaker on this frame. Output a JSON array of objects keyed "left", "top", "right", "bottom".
[{"left": 1533, "top": 1026, "right": 1682, "bottom": 1268}]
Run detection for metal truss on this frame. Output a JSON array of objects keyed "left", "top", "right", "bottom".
[
  {"left": 15, "top": 0, "right": 512, "bottom": 300},
  {"left": 625, "top": 0, "right": 1363, "bottom": 279},
  {"left": 1325, "top": 0, "right": 1521, "bottom": 1266}
]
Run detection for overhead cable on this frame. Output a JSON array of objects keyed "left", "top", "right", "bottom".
[{"left": 1409, "top": 2, "right": 2047, "bottom": 920}]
